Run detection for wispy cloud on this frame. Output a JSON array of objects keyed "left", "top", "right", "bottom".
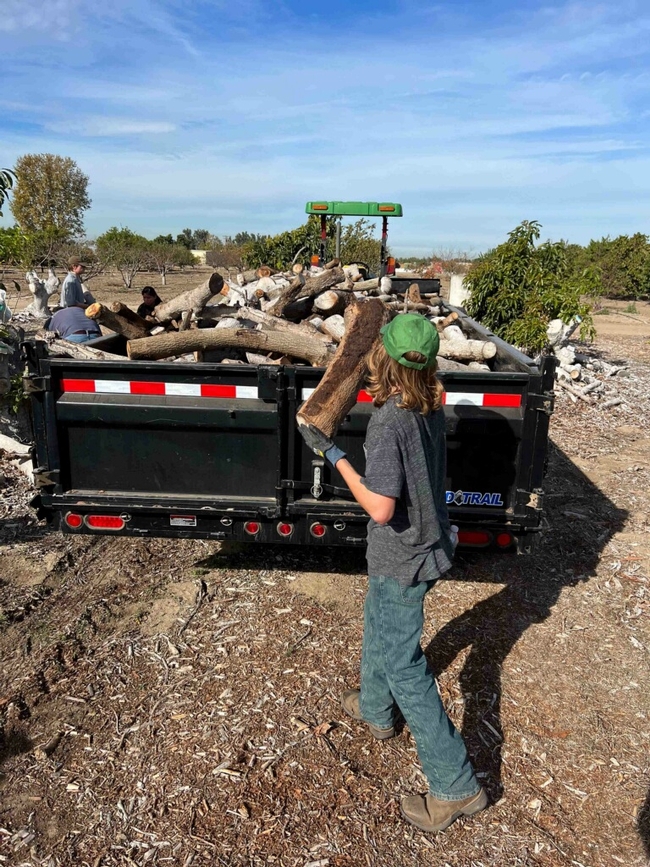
[{"left": 1, "top": 0, "right": 650, "bottom": 251}]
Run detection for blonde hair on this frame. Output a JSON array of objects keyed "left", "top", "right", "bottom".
[{"left": 366, "top": 341, "right": 444, "bottom": 415}]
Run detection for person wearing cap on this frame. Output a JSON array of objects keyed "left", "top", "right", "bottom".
[
  {"left": 137, "top": 286, "right": 163, "bottom": 320},
  {"left": 298, "top": 313, "right": 486, "bottom": 834},
  {"left": 61, "top": 257, "right": 95, "bottom": 309}
]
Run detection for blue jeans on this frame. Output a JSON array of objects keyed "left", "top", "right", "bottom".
[
  {"left": 359, "top": 575, "right": 480, "bottom": 801},
  {"left": 65, "top": 332, "right": 99, "bottom": 343}
]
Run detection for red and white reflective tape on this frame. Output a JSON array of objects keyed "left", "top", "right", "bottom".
[
  {"left": 60, "top": 379, "right": 259, "bottom": 399},
  {"left": 442, "top": 392, "right": 521, "bottom": 408},
  {"left": 301, "top": 387, "right": 373, "bottom": 403},
  {"left": 301, "top": 387, "right": 521, "bottom": 408},
  {"left": 60, "top": 379, "right": 522, "bottom": 409}
]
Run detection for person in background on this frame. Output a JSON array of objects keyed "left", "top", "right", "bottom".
[
  {"left": 298, "top": 314, "right": 487, "bottom": 834},
  {"left": 137, "top": 286, "right": 162, "bottom": 319},
  {"left": 46, "top": 306, "right": 101, "bottom": 343},
  {"left": 60, "top": 257, "right": 95, "bottom": 309}
]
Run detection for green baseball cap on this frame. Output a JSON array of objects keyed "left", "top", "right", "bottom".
[{"left": 380, "top": 313, "right": 440, "bottom": 369}]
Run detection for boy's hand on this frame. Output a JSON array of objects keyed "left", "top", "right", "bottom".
[{"left": 298, "top": 422, "right": 346, "bottom": 467}]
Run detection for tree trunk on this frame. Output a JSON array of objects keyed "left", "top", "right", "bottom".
[
  {"left": 153, "top": 272, "right": 225, "bottom": 323},
  {"left": 108, "top": 302, "right": 152, "bottom": 332},
  {"left": 235, "top": 307, "right": 331, "bottom": 345},
  {"left": 41, "top": 335, "right": 124, "bottom": 361},
  {"left": 236, "top": 269, "right": 258, "bottom": 286},
  {"left": 270, "top": 267, "right": 345, "bottom": 318},
  {"left": 438, "top": 338, "right": 497, "bottom": 361},
  {"left": 296, "top": 299, "right": 389, "bottom": 437},
  {"left": 127, "top": 326, "right": 334, "bottom": 366},
  {"left": 313, "top": 289, "right": 351, "bottom": 317},
  {"left": 319, "top": 314, "right": 346, "bottom": 342},
  {"left": 85, "top": 303, "right": 149, "bottom": 340}
]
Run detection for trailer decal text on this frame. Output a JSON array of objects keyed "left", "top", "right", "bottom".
[{"left": 446, "top": 490, "right": 504, "bottom": 506}]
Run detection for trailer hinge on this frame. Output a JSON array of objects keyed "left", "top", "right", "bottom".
[
  {"left": 23, "top": 375, "right": 51, "bottom": 394},
  {"left": 32, "top": 466, "right": 59, "bottom": 488},
  {"left": 527, "top": 392, "right": 555, "bottom": 415}
]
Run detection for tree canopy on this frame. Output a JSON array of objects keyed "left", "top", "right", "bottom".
[
  {"left": 10, "top": 153, "right": 91, "bottom": 237},
  {"left": 465, "top": 220, "right": 595, "bottom": 354}
]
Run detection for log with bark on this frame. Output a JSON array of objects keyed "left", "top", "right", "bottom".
[
  {"left": 109, "top": 302, "right": 153, "bottom": 331},
  {"left": 153, "top": 273, "right": 225, "bottom": 323},
  {"left": 269, "top": 267, "right": 346, "bottom": 318},
  {"left": 296, "top": 299, "right": 388, "bottom": 438},
  {"left": 127, "top": 326, "right": 334, "bottom": 367},
  {"left": 319, "top": 314, "right": 346, "bottom": 343},
  {"left": 313, "top": 289, "right": 351, "bottom": 317},
  {"left": 437, "top": 338, "right": 497, "bottom": 361},
  {"left": 39, "top": 334, "right": 124, "bottom": 361},
  {"left": 85, "top": 303, "right": 150, "bottom": 341}
]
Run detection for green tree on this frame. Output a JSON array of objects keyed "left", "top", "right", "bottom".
[
  {"left": 244, "top": 215, "right": 339, "bottom": 270},
  {"left": 96, "top": 227, "right": 149, "bottom": 288},
  {"left": 465, "top": 221, "right": 595, "bottom": 354},
  {"left": 339, "top": 218, "right": 384, "bottom": 273},
  {"left": 571, "top": 233, "right": 650, "bottom": 299},
  {"left": 10, "top": 154, "right": 90, "bottom": 237},
  {"left": 153, "top": 233, "right": 174, "bottom": 245},
  {"left": 176, "top": 228, "right": 194, "bottom": 249},
  {"left": 0, "top": 226, "right": 27, "bottom": 267},
  {"left": 0, "top": 168, "right": 15, "bottom": 217},
  {"left": 148, "top": 242, "right": 194, "bottom": 284}
]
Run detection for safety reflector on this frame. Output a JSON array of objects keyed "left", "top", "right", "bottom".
[
  {"left": 64, "top": 512, "right": 83, "bottom": 529},
  {"left": 277, "top": 523, "right": 293, "bottom": 537},
  {"left": 244, "top": 521, "right": 261, "bottom": 535},
  {"left": 310, "top": 523, "right": 326, "bottom": 538},
  {"left": 458, "top": 530, "right": 491, "bottom": 547},
  {"left": 496, "top": 532, "right": 514, "bottom": 548},
  {"left": 85, "top": 515, "right": 125, "bottom": 530}
]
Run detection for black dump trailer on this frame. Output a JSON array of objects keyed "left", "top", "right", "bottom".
[{"left": 25, "top": 305, "right": 555, "bottom": 553}]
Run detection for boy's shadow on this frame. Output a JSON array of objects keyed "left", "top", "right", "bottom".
[{"left": 424, "top": 441, "right": 627, "bottom": 800}]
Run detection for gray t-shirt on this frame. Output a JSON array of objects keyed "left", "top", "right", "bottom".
[
  {"left": 361, "top": 398, "right": 454, "bottom": 587},
  {"left": 61, "top": 272, "right": 85, "bottom": 307}
]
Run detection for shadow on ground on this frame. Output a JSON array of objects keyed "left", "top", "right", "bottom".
[
  {"left": 197, "top": 440, "right": 628, "bottom": 805},
  {"left": 424, "top": 441, "right": 627, "bottom": 800}
]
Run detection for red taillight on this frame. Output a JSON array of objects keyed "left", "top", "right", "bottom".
[
  {"left": 64, "top": 512, "right": 83, "bottom": 529},
  {"left": 244, "top": 521, "right": 261, "bottom": 536},
  {"left": 85, "top": 515, "right": 125, "bottom": 530},
  {"left": 277, "top": 523, "right": 293, "bottom": 537},
  {"left": 310, "top": 523, "right": 326, "bottom": 538},
  {"left": 458, "top": 530, "right": 491, "bottom": 547},
  {"left": 496, "top": 532, "right": 514, "bottom": 549}
]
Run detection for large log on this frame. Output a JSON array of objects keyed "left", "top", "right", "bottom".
[
  {"left": 153, "top": 273, "right": 225, "bottom": 323},
  {"left": 270, "top": 267, "right": 346, "bottom": 318},
  {"left": 234, "top": 307, "right": 331, "bottom": 345},
  {"left": 109, "top": 302, "right": 153, "bottom": 331},
  {"left": 85, "top": 303, "right": 149, "bottom": 341},
  {"left": 127, "top": 326, "right": 334, "bottom": 367},
  {"left": 438, "top": 338, "right": 496, "bottom": 361},
  {"left": 296, "top": 299, "right": 388, "bottom": 438},
  {"left": 319, "top": 314, "right": 346, "bottom": 343},
  {"left": 313, "top": 289, "right": 351, "bottom": 317},
  {"left": 41, "top": 335, "right": 124, "bottom": 361}
]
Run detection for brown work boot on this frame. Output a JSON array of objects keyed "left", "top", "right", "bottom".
[
  {"left": 340, "top": 689, "right": 396, "bottom": 740},
  {"left": 400, "top": 788, "right": 488, "bottom": 833}
]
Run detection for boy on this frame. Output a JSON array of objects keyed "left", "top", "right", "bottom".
[{"left": 298, "top": 313, "right": 487, "bottom": 833}]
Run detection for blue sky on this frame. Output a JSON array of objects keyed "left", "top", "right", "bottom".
[{"left": 1, "top": 0, "right": 650, "bottom": 255}]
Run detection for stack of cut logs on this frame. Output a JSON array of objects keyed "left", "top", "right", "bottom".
[
  {"left": 67, "top": 261, "right": 497, "bottom": 374},
  {"left": 547, "top": 318, "right": 627, "bottom": 409}
]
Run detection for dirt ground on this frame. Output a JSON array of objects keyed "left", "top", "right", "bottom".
[{"left": 0, "top": 273, "right": 649, "bottom": 866}]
